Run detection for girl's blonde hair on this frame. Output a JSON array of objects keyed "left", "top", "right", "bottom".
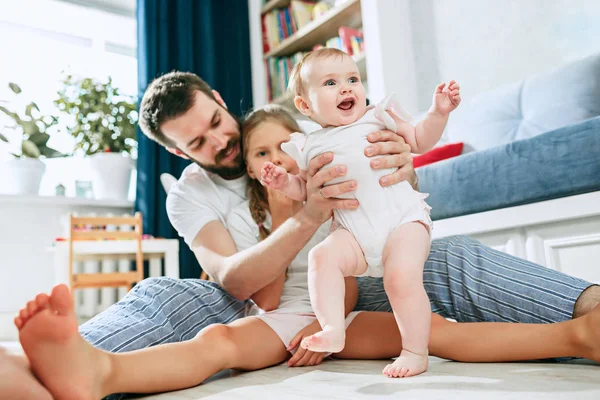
[{"left": 242, "top": 105, "right": 302, "bottom": 240}]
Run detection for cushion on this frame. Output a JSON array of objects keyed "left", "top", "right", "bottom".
[
  {"left": 414, "top": 142, "right": 464, "bottom": 168},
  {"left": 445, "top": 53, "right": 600, "bottom": 150},
  {"left": 417, "top": 117, "right": 600, "bottom": 221}
]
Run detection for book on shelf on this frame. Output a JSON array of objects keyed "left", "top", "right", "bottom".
[{"left": 261, "top": 1, "right": 317, "bottom": 53}]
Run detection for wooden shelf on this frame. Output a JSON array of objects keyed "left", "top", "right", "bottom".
[
  {"left": 264, "top": 0, "right": 361, "bottom": 58},
  {"left": 261, "top": 0, "right": 291, "bottom": 15}
]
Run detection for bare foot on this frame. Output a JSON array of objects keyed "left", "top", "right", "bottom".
[
  {"left": 574, "top": 304, "right": 600, "bottom": 362},
  {"left": 0, "top": 350, "right": 52, "bottom": 400},
  {"left": 301, "top": 327, "right": 345, "bottom": 353},
  {"left": 16, "top": 284, "right": 111, "bottom": 400},
  {"left": 383, "top": 349, "right": 428, "bottom": 378}
]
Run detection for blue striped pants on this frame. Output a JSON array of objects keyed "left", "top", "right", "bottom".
[{"left": 81, "top": 236, "right": 590, "bottom": 354}]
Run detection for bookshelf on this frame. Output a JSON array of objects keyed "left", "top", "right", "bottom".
[
  {"left": 261, "top": 0, "right": 292, "bottom": 14},
  {"left": 264, "top": 0, "right": 361, "bottom": 58},
  {"left": 251, "top": 0, "right": 366, "bottom": 110}
]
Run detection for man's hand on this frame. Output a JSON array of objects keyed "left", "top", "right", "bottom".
[
  {"left": 302, "top": 153, "right": 358, "bottom": 225},
  {"left": 286, "top": 320, "right": 328, "bottom": 367},
  {"left": 261, "top": 162, "right": 289, "bottom": 190},
  {"left": 365, "top": 130, "right": 418, "bottom": 189}
]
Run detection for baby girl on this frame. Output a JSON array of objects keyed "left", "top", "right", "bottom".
[{"left": 261, "top": 48, "right": 461, "bottom": 377}]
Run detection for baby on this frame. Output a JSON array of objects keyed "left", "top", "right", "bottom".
[{"left": 261, "top": 48, "right": 460, "bottom": 377}]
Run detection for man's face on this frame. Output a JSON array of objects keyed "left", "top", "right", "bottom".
[{"left": 161, "top": 90, "right": 245, "bottom": 179}]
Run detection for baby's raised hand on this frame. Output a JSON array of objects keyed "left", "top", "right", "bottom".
[
  {"left": 433, "top": 80, "right": 461, "bottom": 116},
  {"left": 260, "top": 162, "right": 289, "bottom": 190}
]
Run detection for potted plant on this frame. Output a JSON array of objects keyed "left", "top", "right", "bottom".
[
  {"left": 55, "top": 75, "right": 138, "bottom": 200},
  {"left": 0, "top": 83, "right": 65, "bottom": 195}
]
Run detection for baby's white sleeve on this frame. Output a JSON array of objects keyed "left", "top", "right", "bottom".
[{"left": 280, "top": 132, "right": 308, "bottom": 171}]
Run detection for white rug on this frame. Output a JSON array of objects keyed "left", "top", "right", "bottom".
[{"left": 140, "top": 357, "right": 600, "bottom": 400}]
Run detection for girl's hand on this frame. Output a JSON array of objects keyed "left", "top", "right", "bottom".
[
  {"left": 365, "top": 131, "right": 418, "bottom": 189},
  {"left": 261, "top": 162, "right": 289, "bottom": 190},
  {"left": 286, "top": 320, "right": 328, "bottom": 367},
  {"left": 432, "top": 80, "right": 461, "bottom": 116}
]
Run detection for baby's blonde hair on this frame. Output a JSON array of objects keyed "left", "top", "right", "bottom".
[
  {"left": 242, "top": 105, "right": 302, "bottom": 240},
  {"left": 288, "top": 48, "right": 351, "bottom": 96}
]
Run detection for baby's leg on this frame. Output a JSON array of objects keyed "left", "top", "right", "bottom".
[
  {"left": 302, "top": 229, "right": 368, "bottom": 353},
  {"left": 383, "top": 222, "right": 431, "bottom": 378}
]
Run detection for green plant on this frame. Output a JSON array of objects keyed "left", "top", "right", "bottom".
[
  {"left": 55, "top": 75, "right": 138, "bottom": 157},
  {"left": 0, "top": 83, "right": 65, "bottom": 158}
]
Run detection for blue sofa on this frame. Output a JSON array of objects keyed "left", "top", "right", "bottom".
[{"left": 417, "top": 54, "right": 600, "bottom": 221}]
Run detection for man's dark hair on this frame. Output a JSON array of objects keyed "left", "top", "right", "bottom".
[{"left": 138, "top": 71, "right": 217, "bottom": 147}]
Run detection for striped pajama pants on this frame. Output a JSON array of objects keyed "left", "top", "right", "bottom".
[{"left": 81, "top": 236, "right": 591, "bottom": 398}]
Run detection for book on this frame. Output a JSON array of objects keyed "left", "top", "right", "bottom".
[
  {"left": 338, "top": 26, "right": 363, "bottom": 56},
  {"left": 290, "top": 0, "right": 315, "bottom": 30}
]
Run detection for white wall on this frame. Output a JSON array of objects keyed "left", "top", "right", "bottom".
[{"left": 409, "top": 0, "right": 600, "bottom": 111}]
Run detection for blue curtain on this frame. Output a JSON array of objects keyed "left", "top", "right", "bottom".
[{"left": 135, "top": 0, "right": 253, "bottom": 279}]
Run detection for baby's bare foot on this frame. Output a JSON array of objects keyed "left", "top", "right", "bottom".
[
  {"left": 0, "top": 350, "right": 52, "bottom": 400},
  {"left": 301, "top": 327, "right": 345, "bottom": 353},
  {"left": 383, "top": 349, "right": 428, "bottom": 378},
  {"left": 17, "top": 284, "right": 111, "bottom": 400}
]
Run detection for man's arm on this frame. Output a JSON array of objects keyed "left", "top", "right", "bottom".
[{"left": 194, "top": 153, "right": 358, "bottom": 300}]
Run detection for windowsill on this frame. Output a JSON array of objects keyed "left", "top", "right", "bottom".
[{"left": 0, "top": 194, "right": 133, "bottom": 208}]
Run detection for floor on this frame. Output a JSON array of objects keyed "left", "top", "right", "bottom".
[
  {"left": 3, "top": 341, "right": 598, "bottom": 399},
  {"left": 139, "top": 357, "right": 600, "bottom": 400}
]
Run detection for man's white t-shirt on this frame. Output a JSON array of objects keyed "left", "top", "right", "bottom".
[{"left": 166, "top": 163, "right": 248, "bottom": 247}]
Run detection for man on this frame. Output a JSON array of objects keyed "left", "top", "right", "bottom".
[{"left": 2, "top": 71, "right": 598, "bottom": 399}]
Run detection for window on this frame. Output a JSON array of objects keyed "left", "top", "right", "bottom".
[{"left": 0, "top": 0, "right": 137, "bottom": 197}]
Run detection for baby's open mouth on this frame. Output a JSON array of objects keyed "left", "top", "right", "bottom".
[{"left": 337, "top": 99, "right": 355, "bottom": 111}]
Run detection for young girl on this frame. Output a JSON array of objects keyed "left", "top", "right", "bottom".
[
  {"left": 261, "top": 48, "right": 460, "bottom": 377},
  {"left": 11, "top": 105, "right": 600, "bottom": 399}
]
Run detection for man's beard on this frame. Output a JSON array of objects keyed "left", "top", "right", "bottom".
[
  {"left": 198, "top": 137, "right": 246, "bottom": 180},
  {"left": 179, "top": 107, "right": 246, "bottom": 180}
]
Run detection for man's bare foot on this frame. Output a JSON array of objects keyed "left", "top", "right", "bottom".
[
  {"left": 301, "top": 327, "right": 345, "bottom": 353},
  {"left": 0, "top": 350, "right": 52, "bottom": 400},
  {"left": 574, "top": 304, "right": 600, "bottom": 362},
  {"left": 383, "top": 349, "right": 428, "bottom": 378},
  {"left": 16, "top": 284, "right": 111, "bottom": 400}
]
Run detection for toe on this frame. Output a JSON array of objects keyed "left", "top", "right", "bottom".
[
  {"left": 383, "top": 364, "right": 391, "bottom": 376},
  {"left": 19, "top": 308, "right": 30, "bottom": 321},
  {"left": 400, "top": 367, "right": 409, "bottom": 377},
  {"left": 35, "top": 293, "right": 50, "bottom": 309},
  {"left": 50, "top": 284, "right": 74, "bottom": 315},
  {"left": 14, "top": 316, "right": 22, "bottom": 329},
  {"left": 27, "top": 300, "right": 38, "bottom": 315}
]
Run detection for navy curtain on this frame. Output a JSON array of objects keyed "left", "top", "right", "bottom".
[{"left": 135, "top": 0, "right": 253, "bottom": 279}]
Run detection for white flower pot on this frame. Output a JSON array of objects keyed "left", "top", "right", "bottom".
[
  {"left": 2, "top": 157, "right": 46, "bottom": 195},
  {"left": 88, "top": 153, "right": 134, "bottom": 200}
]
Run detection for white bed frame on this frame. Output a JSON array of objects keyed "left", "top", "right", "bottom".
[{"left": 431, "top": 191, "right": 600, "bottom": 285}]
